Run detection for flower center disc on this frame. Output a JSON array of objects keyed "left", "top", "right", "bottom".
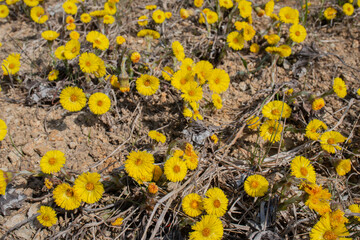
[
  {"left": 135, "top": 159, "right": 142, "bottom": 166},
  {"left": 173, "top": 165, "right": 180, "bottom": 173},
  {"left": 97, "top": 100, "right": 103, "bottom": 106},
  {"left": 213, "top": 199, "right": 221, "bottom": 208},
  {"left": 251, "top": 181, "right": 259, "bottom": 189},
  {"left": 9, "top": 63, "right": 15, "bottom": 69},
  {"left": 202, "top": 228, "right": 211, "bottom": 237},
  {"left": 43, "top": 215, "right": 50, "bottom": 221},
  {"left": 86, "top": 61, "right": 91, "bottom": 66},
  {"left": 66, "top": 188, "right": 74, "bottom": 197},
  {"left": 295, "top": 31, "right": 301, "bottom": 36},
  {"left": 71, "top": 47, "right": 77, "bottom": 53},
  {"left": 214, "top": 78, "right": 220, "bottom": 84},
  {"left": 271, "top": 109, "right": 280, "bottom": 115},
  {"left": 268, "top": 127, "right": 274, "bottom": 134},
  {"left": 48, "top": 158, "right": 56, "bottom": 165},
  {"left": 327, "top": 138, "right": 335, "bottom": 145},
  {"left": 190, "top": 200, "right": 199, "bottom": 209},
  {"left": 323, "top": 230, "right": 337, "bottom": 240},
  {"left": 94, "top": 39, "right": 101, "bottom": 45},
  {"left": 86, "top": 183, "right": 95, "bottom": 191},
  {"left": 233, "top": 38, "right": 239, "bottom": 43},
  {"left": 180, "top": 78, "right": 187, "bottom": 85},
  {"left": 300, "top": 167, "right": 308, "bottom": 176},
  {"left": 144, "top": 80, "right": 151, "bottom": 86},
  {"left": 188, "top": 90, "right": 195, "bottom": 96},
  {"left": 70, "top": 94, "right": 78, "bottom": 102}
]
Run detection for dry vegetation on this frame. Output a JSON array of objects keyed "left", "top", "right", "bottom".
[{"left": 0, "top": 0, "right": 360, "bottom": 239}]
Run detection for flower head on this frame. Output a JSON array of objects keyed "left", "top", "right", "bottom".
[
  {"left": 172, "top": 41, "right": 185, "bottom": 61},
  {"left": 60, "top": 86, "right": 87, "bottom": 112},
  {"left": 290, "top": 156, "right": 316, "bottom": 183},
  {"left": 208, "top": 69, "right": 230, "bottom": 94},
  {"left": 164, "top": 156, "right": 187, "bottom": 182},
  {"left": 305, "top": 119, "right": 327, "bottom": 141},
  {"left": 69, "top": 31, "right": 80, "bottom": 40},
  {"left": 63, "top": 1, "right": 77, "bottom": 15},
  {"left": 262, "top": 100, "right": 291, "bottom": 120},
  {"left": 247, "top": 116, "right": 260, "bottom": 130},
  {"left": 279, "top": 6, "right": 299, "bottom": 24},
  {"left": 79, "top": 52, "right": 103, "bottom": 74},
  {"left": 30, "top": 6, "right": 48, "bottom": 24},
  {"left": 343, "top": 3, "right": 354, "bottom": 16},
  {"left": 181, "top": 81, "right": 203, "bottom": 102},
  {"left": 264, "top": 34, "right": 280, "bottom": 45},
  {"left": 220, "top": 0, "right": 233, "bottom": 9},
  {"left": 320, "top": 131, "right": 346, "bottom": 154},
  {"left": 194, "top": 0, "right": 204, "bottom": 8},
  {"left": 37, "top": 206, "right": 57, "bottom": 227},
  {"left": 80, "top": 13, "right": 91, "bottom": 23},
  {"left": 104, "top": 2, "right": 116, "bottom": 15},
  {"left": 212, "top": 94, "right": 223, "bottom": 109},
  {"left": 2, "top": 53, "right": 21, "bottom": 75},
  {"left": 0, "top": 119, "right": 7, "bottom": 141},
  {"left": 148, "top": 130, "right": 166, "bottom": 143},
  {"left": 103, "top": 15, "right": 115, "bottom": 24},
  {"left": 116, "top": 36, "right": 126, "bottom": 45},
  {"left": 53, "top": 183, "right": 81, "bottom": 210},
  {"left": 244, "top": 174, "right": 269, "bottom": 197},
  {"left": 238, "top": 0, "right": 252, "bottom": 18},
  {"left": 189, "top": 215, "right": 223, "bottom": 240},
  {"left": 111, "top": 217, "right": 124, "bottom": 226},
  {"left": 152, "top": 9, "right": 165, "bottom": 23},
  {"left": 250, "top": 43, "right": 260, "bottom": 53},
  {"left": 64, "top": 39, "right": 80, "bottom": 60},
  {"left": 182, "top": 193, "right": 203, "bottom": 217},
  {"left": 303, "top": 183, "right": 331, "bottom": 215},
  {"left": 131, "top": 52, "right": 141, "bottom": 63},
  {"left": 227, "top": 31, "right": 245, "bottom": 51},
  {"left": 42, "top": 30, "right": 59, "bottom": 41},
  {"left": 265, "top": 0, "right": 274, "bottom": 16},
  {"left": 324, "top": 7, "right": 337, "bottom": 20},
  {"left": 162, "top": 67, "right": 174, "bottom": 81},
  {"left": 0, "top": 5, "right": 9, "bottom": 18},
  {"left": 289, "top": 24, "right": 307, "bottom": 43},
  {"left": 125, "top": 150, "right": 155, "bottom": 184},
  {"left": 0, "top": 170, "right": 8, "bottom": 195},
  {"left": 136, "top": 74, "right": 160, "bottom": 96},
  {"left": 278, "top": 45, "right": 292, "bottom": 57},
  {"left": 312, "top": 98, "right": 325, "bottom": 111},
  {"left": 88, "top": 93, "right": 111, "bottom": 115},
  {"left": 86, "top": 31, "right": 109, "bottom": 51},
  {"left": 40, "top": 150, "right": 66, "bottom": 174},
  {"left": 138, "top": 15, "right": 148, "bottom": 26},
  {"left": 310, "top": 214, "right": 350, "bottom": 240},
  {"left": 260, "top": 119, "right": 283, "bottom": 142},
  {"left": 333, "top": 77, "right": 347, "bottom": 98},
  {"left": 203, "top": 187, "right": 228, "bottom": 217},
  {"left": 145, "top": 5, "right": 157, "bottom": 10},
  {"left": 74, "top": 172, "right": 104, "bottom": 204},
  {"left": 349, "top": 204, "right": 360, "bottom": 221},
  {"left": 336, "top": 159, "right": 351, "bottom": 176},
  {"left": 137, "top": 29, "right": 160, "bottom": 40},
  {"left": 180, "top": 8, "right": 190, "bottom": 19}
]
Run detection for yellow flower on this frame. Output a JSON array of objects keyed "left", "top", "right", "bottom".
[
  {"left": 41, "top": 30, "right": 59, "bottom": 41},
  {"left": 63, "top": 1, "right": 77, "bottom": 15},
  {"left": 172, "top": 41, "right": 185, "bottom": 61},
  {"left": 162, "top": 66, "right": 174, "bottom": 81},
  {"left": 30, "top": 6, "right": 48, "bottom": 24},
  {"left": 137, "top": 29, "right": 160, "bottom": 39},
  {"left": 199, "top": 9, "right": 218, "bottom": 24},
  {"left": 262, "top": 100, "right": 292, "bottom": 120},
  {"left": 278, "top": 45, "right": 292, "bottom": 57},
  {"left": 74, "top": 172, "right": 104, "bottom": 204},
  {"left": 242, "top": 24, "right": 256, "bottom": 41},
  {"left": 54, "top": 46, "right": 66, "bottom": 60},
  {"left": 183, "top": 107, "right": 193, "bottom": 118},
  {"left": 103, "top": 14, "right": 115, "bottom": 24},
  {"left": 180, "top": 8, "right": 190, "bottom": 19},
  {"left": 208, "top": 68, "right": 230, "bottom": 94},
  {"left": 0, "top": 170, "right": 8, "bottom": 195},
  {"left": 6, "top": 0, "right": 20, "bottom": 5},
  {"left": 181, "top": 81, "right": 203, "bottom": 102},
  {"left": 0, "top": 5, "right": 9, "bottom": 18},
  {"left": 145, "top": 4, "right": 157, "bottom": 10},
  {"left": 152, "top": 9, "right": 166, "bottom": 24},
  {"left": 116, "top": 36, "right": 126, "bottom": 45},
  {"left": 86, "top": 31, "right": 109, "bottom": 51},
  {"left": 349, "top": 204, "right": 360, "bottom": 221},
  {"left": 130, "top": 52, "right": 141, "bottom": 63},
  {"left": 44, "top": 178, "right": 53, "bottom": 190},
  {"left": 125, "top": 150, "right": 154, "bottom": 184},
  {"left": 24, "top": 0, "right": 39, "bottom": 7},
  {"left": 0, "top": 119, "right": 7, "bottom": 141},
  {"left": 329, "top": 209, "right": 349, "bottom": 228},
  {"left": 238, "top": 0, "right": 252, "bottom": 18},
  {"left": 289, "top": 24, "right": 307, "bottom": 43},
  {"left": 48, "top": 69, "right": 59, "bottom": 81},
  {"left": 305, "top": 119, "right": 327, "bottom": 141},
  {"left": 182, "top": 193, "right": 203, "bottom": 217},
  {"left": 194, "top": 0, "right": 204, "bottom": 8},
  {"left": 250, "top": 43, "right": 260, "bottom": 53},
  {"left": 165, "top": 12, "right": 172, "bottom": 19},
  {"left": 247, "top": 116, "right": 260, "bottom": 130},
  {"left": 220, "top": 0, "right": 233, "bottom": 9},
  {"left": 189, "top": 215, "right": 223, "bottom": 240},
  {"left": 324, "top": 7, "right": 337, "bottom": 20},
  {"left": 69, "top": 31, "right": 80, "bottom": 40},
  {"left": 66, "top": 23, "right": 76, "bottom": 31},
  {"left": 336, "top": 159, "right": 351, "bottom": 176},
  {"left": 64, "top": 39, "right": 80, "bottom": 60},
  {"left": 333, "top": 77, "right": 347, "bottom": 98},
  {"left": 172, "top": 69, "right": 194, "bottom": 90},
  {"left": 2, "top": 53, "right": 21, "bottom": 75},
  {"left": 88, "top": 93, "right": 111, "bottom": 115},
  {"left": 310, "top": 214, "right": 350, "bottom": 240},
  {"left": 40, "top": 150, "right": 66, "bottom": 174},
  {"left": 193, "top": 60, "right": 213, "bottom": 84},
  {"left": 260, "top": 119, "right": 283, "bottom": 143},
  {"left": 53, "top": 183, "right": 81, "bottom": 210},
  {"left": 312, "top": 98, "right": 325, "bottom": 111},
  {"left": 227, "top": 31, "right": 245, "bottom": 51},
  {"left": 264, "top": 34, "right": 280, "bottom": 45},
  {"left": 343, "top": 3, "right": 354, "bottom": 16},
  {"left": 184, "top": 151, "right": 199, "bottom": 170},
  {"left": 203, "top": 187, "right": 228, "bottom": 217},
  {"left": 80, "top": 13, "right": 91, "bottom": 23},
  {"left": 111, "top": 217, "right": 124, "bottom": 226},
  {"left": 104, "top": 2, "right": 116, "bottom": 15},
  {"left": 137, "top": 15, "right": 148, "bottom": 26},
  {"left": 212, "top": 94, "right": 223, "bottom": 109},
  {"left": 136, "top": 74, "right": 159, "bottom": 96},
  {"left": 59, "top": 86, "right": 87, "bottom": 112},
  {"left": 79, "top": 52, "right": 103, "bottom": 74},
  {"left": 152, "top": 165, "right": 163, "bottom": 182},
  {"left": 290, "top": 156, "right": 316, "bottom": 183},
  {"left": 148, "top": 130, "right": 166, "bottom": 143},
  {"left": 279, "top": 6, "right": 299, "bottom": 24},
  {"left": 89, "top": 10, "right": 107, "bottom": 17},
  {"left": 264, "top": 0, "right": 274, "bottom": 16},
  {"left": 357, "top": 88, "right": 360, "bottom": 96},
  {"left": 37, "top": 206, "right": 57, "bottom": 227},
  {"left": 66, "top": 15, "right": 75, "bottom": 24},
  {"left": 244, "top": 174, "right": 269, "bottom": 197},
  {"left": 164, "top": 156, "right": 187, "bottom": 182},
  {"left": 210, "top": 134, "right": 219, "bottom": 144},
  {"left": 320, "top": 131, "right": 346, "bottom": 154}
]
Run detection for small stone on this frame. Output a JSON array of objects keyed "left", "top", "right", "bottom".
[
  {"left": 68, "top": 142, "right": 77, "bottom": 149},
  {"left": 7, "top": 151, "right": 20, "bottom": 163},
  {"left": 14, "top": 225, "right": 35, "bottom": 240},
  {"left": 34, "top": 143, "right": 49, "bottom": 156},
  {"left": 283, "top": 59, "right": 291, "bottom": 70},
  {"left": 27, "top": 203, "right": 40, "bottom": 218},
  {"left": 238, "top": 82, "right": 248, "bottom": 91},
  {"left": 352, "top": 40, "right": 359, "bottom": 49},
  {"left": 22, "top": 143, "right": 35, "bottom": 156},
  {"left": 48, "top": 130, "right": 64, "bottom": 142},
  {"left": 4, "top": 214, "right": 26, "bottom": 229}
]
